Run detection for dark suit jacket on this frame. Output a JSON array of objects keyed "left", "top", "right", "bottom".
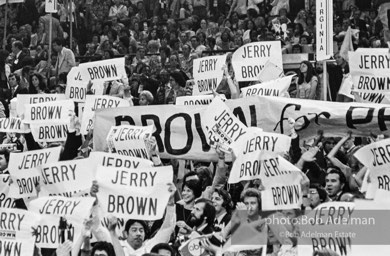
[
  {"left": 11, "top": 85, "right": 28, "bottom": 99},
  {"left": 11, "top": 51, "right": 26, "bottom": 72}
]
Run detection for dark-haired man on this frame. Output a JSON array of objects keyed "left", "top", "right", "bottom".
[{"left": 107, "top": 184, "right": 176, "bottom": 256}]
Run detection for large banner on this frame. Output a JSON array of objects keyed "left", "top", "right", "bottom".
[
  {"left": 232, "top": 41, "right": 282, "bottom": 82},
  {"left": 94, "top": 97, "right": 390, "bottom": 161},
  {"left": 316, "top": 0, "right": 333, "bottom": 61},
  {"left": 241, "top": 76, "right": 293, "bottom": 97},
  {"left": 81, "top": 95, "right": 131, "bottom": 135},
  {"left": 79, "top": 57, "right": 126, "bottom": 82},
  {"left": 39, "top": 158, "right": 94, "bottom": 197},
  {"left": 16, "top": 94, "right": 66, "bottom": 117},
  {"left": 23, "top": 100, "right": 74, "bottom": 124},
  {"left": 0, "top": 208, "right": 41, "bottom": 256},
  {"left": 192, "top": 55, "right": 227, "bottom": 95},
  {"left": 96, "top": 165, "right": 172, "bottom": 220},
  {"left": 106, "top": 125, "right": 153, "bottom": 159}
]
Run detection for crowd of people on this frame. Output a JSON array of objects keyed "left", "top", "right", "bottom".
[{"left": 1, "top": 0, "right": 390, "bottom": 256}]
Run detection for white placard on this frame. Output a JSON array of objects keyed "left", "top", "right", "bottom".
[
  {"left": 17, "top": 94, "right": 66, "bottom": 117},
  {"left": 232, "top": 41, "right": 283, "bottom": 81},
  {"left": 23, "top": 100, "right": 74, "bottom": 124},
  {"left": 80, "top": 95, "right": 130, "bottom": 135},
  {"left": 106, "top": 125, "right": 154, "bottom": 159},
  {"left": 241, "top": 75, "right": 293, "bottom": 97},
  {"left": 79, "top": 57, "right": 126, "bottom": 82},
  {"left": 40, "top": 158, "right": 94, "bottom": 197},
  {"left": 96, "top": 165, "right": 173, "bottom": 220},
  {"left": 192, "top": 55, "right": 227, "bottom": 95},
  {"left": 30, "top": 122, "right": 69, "bottom": 142}
]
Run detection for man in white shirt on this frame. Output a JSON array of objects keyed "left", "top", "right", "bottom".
[{"left": 107, "top": 184, "right": 176, "bottom": 256}]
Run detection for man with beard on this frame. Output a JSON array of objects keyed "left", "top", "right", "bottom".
[{"left": 177, "top": 198, "right": 216, "bottom": 235}]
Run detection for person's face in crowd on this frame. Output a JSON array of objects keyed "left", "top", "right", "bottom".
[
  {"left": 191, "top": 37, "right": 199, "bottom": 48},
  {"left": 114, "top": 0, "right": 120, "bottom": 6},
  {"left": 190, "top": 202, "right": 206, "bottom": 227},
  {"left": 160, "top": 72, "right": 169, "bottom": 83},
  {"left": 343, "top": 138, "right": 354, "bottom": 150},
  {"left": 300, "top": 37, "right": 308, "bottom": 44},
  {"left": 139, "top": 94, "right": 148, "bottom": 106},
  {"left": 134, "top": 22, "right": 140, "bottom": 31},
  {"left": 151, "top": 29, "right": 157, "bottom": 38},
  {"left": 11, "top": 43, "right": 18, "bottom": 54},
  {"left": 19, "top": 27, "right": 26, "bottom": 37},
  {"left": 234, "top": 36, "right": 242, "bottom": 47},
  {"left": 32, "top": 75, "right": 40, "bottom": 88},
  {"left": 156, "top": 249, "right": 171, "bottom": 256},
  {"left": 93, "top": 250, "right": 108, "bottom": 256},
  {"left": 282, "top": 209, "right": 297, "bottom": 220},
  {"left": 0, "top": 154, "right": 7, "bottom": 172},
  {"left": 143, "top": 66, "right": 150, "bottom": 76},
  {"left": 138, "top": 48, "right": 145, "bottom": 58},
  {"left": 335, "top": 53, "right": 346, "bottom": 66},
  {"left": 353, "top": 10, "right": 361, "bottom": 20},
  {"left": 299, "top": 63, "right": 308, "bottom": 73},
  {"left": 254, "top": 17, "right": 265, "bottom": 28},
  {"left": 247, "top": 20, "right": 254, "bottom": 30},
  {"left": 52, "top": 42, "right": 62, "bottom": 53},
  {"left": 267, "top": 227, "right": 278, "bottom": 244},
  {"left": 325, "top": 173, "right": 344, "bottom": 197},
  {"left": 211, "top": 192, "right": 225, "bottom": 214},
  {"left": 310, "top": 5, "right": 316, "bottom": 14},
  {"left": 200, "top": 19, "right": 207, "bottom": 29},
  {"left": 323, "top": 141, "right": 334, "bottom": 153},
  {"left": 309, "top": 188, "right": 321, "bottom": 208},
  {"left": 11, "top": 25, "right": 18, "bottom": 34},
  {"left": 342, "top": 19, "right": 350, "bottom": 31},
  {"left": 182, "top": 185, "right": 195, "bottom": 204},
  {"left": 137, "top": 2, "right": 143, "bottom": 10},
  {"left": 279, "top": 8, "right": 287, "bottom": 18},
  {"left": 224, "top": 20, "right": 232, "bottom": 29},
  {"left": 126, "top": 222, "right": 145, "bottom": 250},
  {"left": 221, "top": 32, "right": 229, "bottom": 42},
  {"left": 334, "top": 23, "right": 342, "bottom": 34},
  {"left": 243, "top": 196, "right": 259, "bottom": 217},
  {"left": 103, "top": 51, "right": 111, "bottom": 59},
  {"left": 8, "top": 75, "right": 17, "bottom": 87},
  {"left": 169, "top": 55, "right": 178, "bottom": 69},
  {"left": 180, "top": 33, "right": 188, "bottom": 43},
  {"left": 316, "top": 61, "right": 323, "bottom": 74}
]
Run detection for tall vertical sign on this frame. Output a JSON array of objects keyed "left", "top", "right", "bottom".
[{"left": 316, "top": 0, "right": 333, "bottom": 61}]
